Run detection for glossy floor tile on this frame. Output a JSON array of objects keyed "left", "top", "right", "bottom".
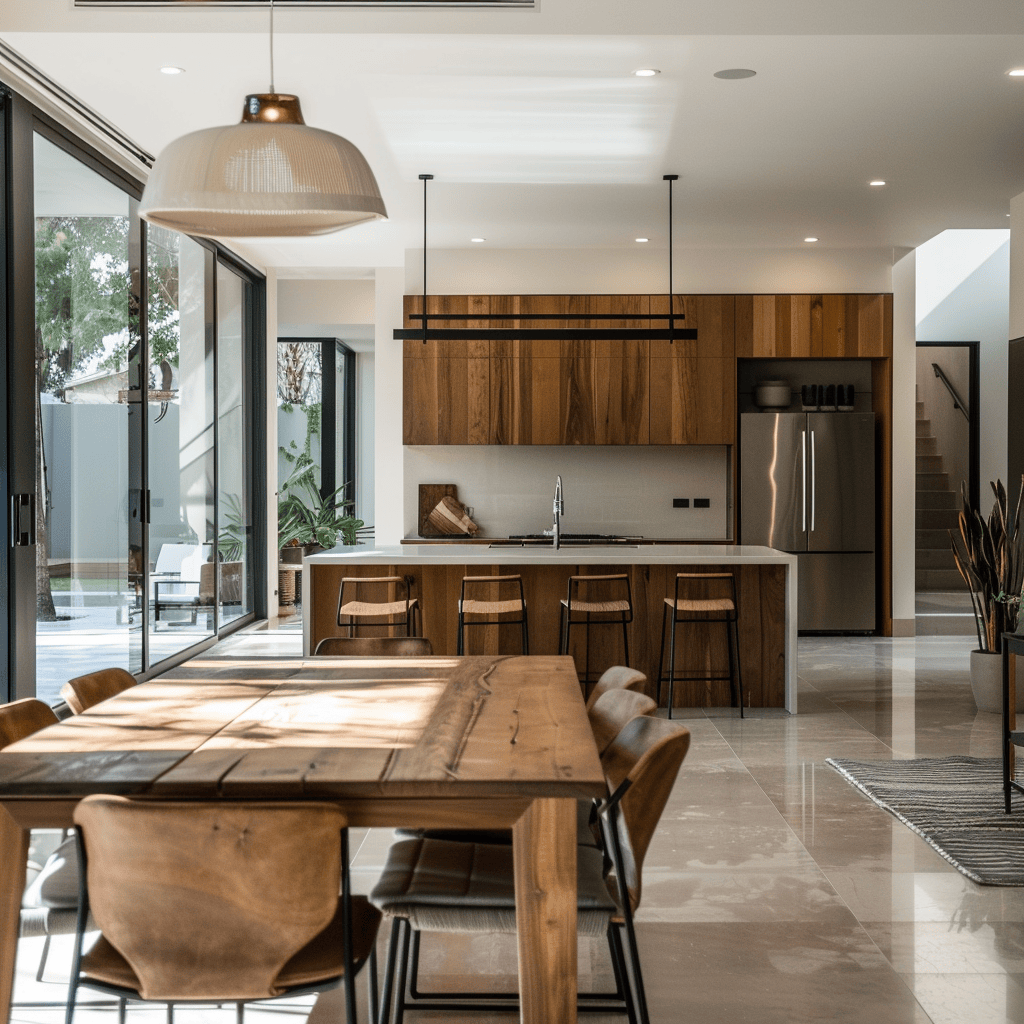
[{"left": 14, "top": 632, "right": 1024, "bottom": 1024}]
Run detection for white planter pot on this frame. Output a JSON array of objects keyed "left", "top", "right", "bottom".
[{"left": 969, "top": 649, "right": 1024, "bottom": 714}]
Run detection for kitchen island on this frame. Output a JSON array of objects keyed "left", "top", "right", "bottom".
[{"left": 303, "top": 544, "right": 798, "bottom": 712}]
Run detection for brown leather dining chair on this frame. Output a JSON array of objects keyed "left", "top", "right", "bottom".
[
  {"left": 66, "top": 797, "right": 381, "bottom": 1024},
  {"left": 313, "top": 636, "right": 434, "bottom": 657},
  {"left": 0, "top": 699, "right": 82, "bottom": 988},
  {"left": 60, "top": 668, "right": 137, "bottom": 715},
  {"left": 370, "top": 715, "right": 691, "bottom": 1024},
  {"left": 585, "top": 666, "right": 648, "bottom": 711}
]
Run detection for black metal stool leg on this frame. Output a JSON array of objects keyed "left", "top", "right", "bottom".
[
  {"left": 667, "top": 609, "right": 678, "bottom": 721},
  {"left": 657, "top": 603, "right": 668, "bottom": 708},
  {"left": 521, "top": 605, "right": 530, "bottom": 654},
  {"left": 731, "top": 617, "right": 744, "bottom": 717},
  {"left": 725, "top": 615, "right": 737, "bottom": 713},
  {"left": 622, "top": 615, "right": 630, "bottom": 669}
]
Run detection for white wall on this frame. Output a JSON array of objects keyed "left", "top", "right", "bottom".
[
  {"left": 374, "top": 268, "right": 406, "bottom": 545},
  {"left": 891, "top": 250, "right": 917, "bottom": 634},
  {"left": 406, "top": 247, "right": 896, "bottom": 295},
  {"left": 915, "top": 231, "right": 1010, "bottom": 494},
  {"left": 277, "top": 279, "right": 375, "bottom": 325},
  {"left": 405, "top": 446, "right": 730, "bottom": 540}
]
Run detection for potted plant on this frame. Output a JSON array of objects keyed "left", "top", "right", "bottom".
[
  {"left": 950, "top": 478, "right": 1024, "bottom": 712},
  {"left": 277, "top": 454, "right": 364, "bottom": 559}
]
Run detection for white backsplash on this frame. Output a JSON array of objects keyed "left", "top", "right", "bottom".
[{"left": 404, "top": 446, "right": 731, "bottom": 539}]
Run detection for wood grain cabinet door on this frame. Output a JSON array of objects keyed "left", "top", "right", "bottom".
[
  {"left": 649, "top": 295, "right": 736, "bottom": 444},
  {"left": 735, "top": 294, "right": 892, "bottom": 358}
]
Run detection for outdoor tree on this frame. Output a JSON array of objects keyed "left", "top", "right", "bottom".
[{"left": 33, "top": 216, "right": 181, "bottom": 620}]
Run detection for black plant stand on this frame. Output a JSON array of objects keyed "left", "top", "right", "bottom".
[{"left": 1001, "top": 633, "right": 1024, "bottom": 812}]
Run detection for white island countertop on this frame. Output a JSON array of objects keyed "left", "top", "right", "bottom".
[{"left": 306, "top": 543, "right": 797, "bottom": 567}]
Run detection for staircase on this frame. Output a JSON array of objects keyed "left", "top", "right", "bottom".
[{"left": 915, "top": 389, "right": 962, "bottom": 591}]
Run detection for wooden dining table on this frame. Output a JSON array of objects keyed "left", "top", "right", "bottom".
[{"left": 0, "top": 654, "right": 605, "bottom": 1024}]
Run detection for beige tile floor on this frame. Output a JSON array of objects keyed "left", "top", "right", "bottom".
[{"left": 11, "top": 631, "right": 1024, "bottom": 1024}]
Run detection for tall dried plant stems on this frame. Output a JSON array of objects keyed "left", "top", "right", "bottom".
[{"left": 949, "top": 476, "right": 1024, "bottom": 653}]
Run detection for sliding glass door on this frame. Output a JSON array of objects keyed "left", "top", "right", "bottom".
[{"left": 4, "top": 98, "right": 266, "bottom": 704}]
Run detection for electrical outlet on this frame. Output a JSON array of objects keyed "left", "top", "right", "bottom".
[
  {"left": 694, "top": 498, "right": 711, "bottom": 508},
  {"left": 672, "top": 498, "right": 690, "bottom": 508}
]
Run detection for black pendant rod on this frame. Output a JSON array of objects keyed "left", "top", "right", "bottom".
[
  {"left": 419, "top": 173, "right": 433, "bottom": 343},
  {"left": 664, "top": 174, "right": 678, "bottom": 344}
]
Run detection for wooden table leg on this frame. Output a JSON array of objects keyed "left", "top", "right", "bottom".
[
  {"left": 0, "top": 805, "right": 29, "bottom": 1024},
  {"left": 512, "top": 797, "right": 576, "bottom": 1024}
]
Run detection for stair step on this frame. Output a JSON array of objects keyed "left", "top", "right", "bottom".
[
  {"left": 916, "top": 420, "right": 933, "bottom": 437},
  {"left": 917, "top": 437, "right": 938, "bottom": 455},
  {"left": 918, "top": 490, "right": 958, "bottom": 509},
  {"left": 916, "top": 528, "right": 953, "bottom": 548},
  {"left": 917, "top": 472, "right": 951, "bottom": 491},
  {"left": 916, "top": 548, "right": 957, "bottom": 570},
  {"left": 916, "top": 568, "right": 964, "bottom": 589},
  {"left": 916, "top": 400, "right": 925, "bottom": 418},
  {"left": 917, "top": 508, "right": 960, "bottom": 529},
  {"left": 917, "top": 454, "right": 944, "bottom": 473}
]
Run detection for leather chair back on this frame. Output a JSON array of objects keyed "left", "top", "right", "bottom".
[
  {"left": 314, "top": 636, "right": 433, "bottom": 657},
  {"left": 601, "top": 716, "right": 691, "bottom": 912},
  {"left": 73, "top": 797, "right": 347, "bottom": 1001},
  {"left": 0, "top": 698, "right": 59, "bottom": 749},
  {"left": 585, "top": 666, "right": 647, "bottom": 711},
  {"left": 587, "top": 689, "right": 657, "bottom": 757},
  {"left": 61, "top": 668, "right": 137, "bottom": 715}
]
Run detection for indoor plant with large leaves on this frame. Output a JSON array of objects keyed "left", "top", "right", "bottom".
[
  {"left": 278, "top": 452, "right": 364, "bottom": 556},
  {"left": 950, "top": 478, "right": 1024, "bottom": 712}
]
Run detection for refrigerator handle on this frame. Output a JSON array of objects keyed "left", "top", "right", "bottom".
[
  {"left": 810, "top": 429, "right": 816, "bottom": 532},
  {"left": 801, "top": 430, "right": 807, "bottom": 532}
]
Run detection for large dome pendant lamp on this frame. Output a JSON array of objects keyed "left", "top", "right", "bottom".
[{"left": 139, "top": 0, "right": 386, "bottom": 239}]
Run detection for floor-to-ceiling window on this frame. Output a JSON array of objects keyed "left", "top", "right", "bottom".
[{"left": 6, "top": 97, "right": 266, "bottom": 703}]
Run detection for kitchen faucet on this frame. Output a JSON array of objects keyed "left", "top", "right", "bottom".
[{"left": 552, "top": 475, "right": 564, "bottom": 549}]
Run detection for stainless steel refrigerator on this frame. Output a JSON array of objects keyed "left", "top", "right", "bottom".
[{"left": 741, "top": 412, "right": 876, "bottom": 632}]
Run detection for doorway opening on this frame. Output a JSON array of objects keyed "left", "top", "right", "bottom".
[{"left": 914, "top": 341, "right": 979, "bottom": 635}]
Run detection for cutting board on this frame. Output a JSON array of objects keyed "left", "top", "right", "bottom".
[{"left": 419, "top": 484, "right": 460, "bottom": 537}]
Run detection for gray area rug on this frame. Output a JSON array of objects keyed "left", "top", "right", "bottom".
[{"left": 826, "top": 755, "right": 1024, "bottom": 886}]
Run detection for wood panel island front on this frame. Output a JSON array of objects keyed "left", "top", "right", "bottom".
[{"left": 303, "top": 545, "right": 798, "bottom": 712}]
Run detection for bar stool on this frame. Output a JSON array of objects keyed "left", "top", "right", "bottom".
[
  {"left": 337, "top": 575, "right": 420, "bottom": 637},
  {"left": 457, "top": 574, "right": 529, "bottom": 654},
  {"left": 658, "top": 572, "right": 744, "bottom": 719},
  {"left": 559, "top": 574, "right": 633, "bottom": 696}
]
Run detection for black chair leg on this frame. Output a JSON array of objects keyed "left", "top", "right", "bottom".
[
  {"left": 378, "top": 919, "right": 403, "bottom": 1024},
  {"left": 367, "top": 943, "right": 379, "bottom": 1023},
  {"left": 118, "top": 999, "right": 127, "bottom": 1024},
  {"left": 657, "top": 604, "right": 668, "bottom": 708},
  {"left": 619, "top": 918, "right": 651, "bottom": 1024},
  {"left": 608, "top": 923, "right": 637, "bottom": 1024},
  {"left": 393, "top": 920, "right": 412, "bottom": 1024},
  {"left": 457, "top": 612, "right": 464, "bottom": 655},
  {"left": 235, "top": 1003, "right": 244, "bottom": 1024},
  {"left": 731, "top": 618, "right": 744, "bottom": 718},
  {"left": 667, "top": 613, "right": 678, "bottom": 721}
]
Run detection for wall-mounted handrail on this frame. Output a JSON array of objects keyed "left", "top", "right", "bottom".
[{"left": 932, "top": 363, "right": 970, "bottom": 422}]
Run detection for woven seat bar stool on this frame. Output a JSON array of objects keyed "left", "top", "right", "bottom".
[
  {"left": 559, "top": 574, "right": 634, "bottom": 696},
  {"left": 658, "top": 572, "right": 744, "bottom": 719},
  {"left": 337, "top": 575, "right": 420, "bottom": 638},
  {"left": 457, "top": 575, "right": 529, "bottom": 655}
]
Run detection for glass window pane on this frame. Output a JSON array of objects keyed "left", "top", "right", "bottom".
[
  {"left": 33, "top": 133, "right": 133, "bottom": 704},
  {"left": 217, "top": 262, "right": 252, "bottom": 625},
  {"left": 147, "top": 224, "right": 215, "bottom": 662}
]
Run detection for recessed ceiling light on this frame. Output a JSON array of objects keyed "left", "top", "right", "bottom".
[
  {"left": 714, "top": 69, "right": 757, "bottom": 80},
  {"left": 804, "top": 237, "right": 818, "bottom": 243},
  {"left": 1008, "top": 69, "right": 1024, "bottom": 77},
  {"left": 470, "top": 237, "right": 486, "bottom": 243},
  {"left": 633, "top": 69, "right": 660, "bottom": 77},
  {"left": 160, "top": 66, "right": 185, "bottom": 75},
  {"left": 635, "top": 237, "right": 649, "bottom": 243},
  {"left": 869, "top": 180, "right": 886, "bottom": 187}
]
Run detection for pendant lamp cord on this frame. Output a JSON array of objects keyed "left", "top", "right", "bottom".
[
  {"left": 419, "top": 173, "right": 433, "bottom": 344},
  {"left": 664, "top": 173, "right": 678, "bottom": 344},
  {"left": 269, "top": 0, "right": 276, "bottom": 93}
]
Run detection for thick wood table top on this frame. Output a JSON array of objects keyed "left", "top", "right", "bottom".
[{"left": 0, "top": 655, "right": 605, "bottom": 802}]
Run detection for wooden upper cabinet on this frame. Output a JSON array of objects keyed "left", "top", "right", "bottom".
[
  {"left": 735, "top": 294, "right": 892, "bottom": 358},
  {"left": 649, "top": 295, "right": 735, "bottom": 359},
  {"left": 650, "top": 357, "right": 735, "bottom": 445}
]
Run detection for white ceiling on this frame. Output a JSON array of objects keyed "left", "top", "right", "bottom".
[{"left": 3, "top": 1, "right": 1024, "bottom": 273}]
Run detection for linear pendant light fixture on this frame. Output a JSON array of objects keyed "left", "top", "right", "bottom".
[
  {"left": 139, "top": 0, "right": 386, "bottom": 239},
  {"left": 393, "top": 174, "right": 696, "bottom": 343}
]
